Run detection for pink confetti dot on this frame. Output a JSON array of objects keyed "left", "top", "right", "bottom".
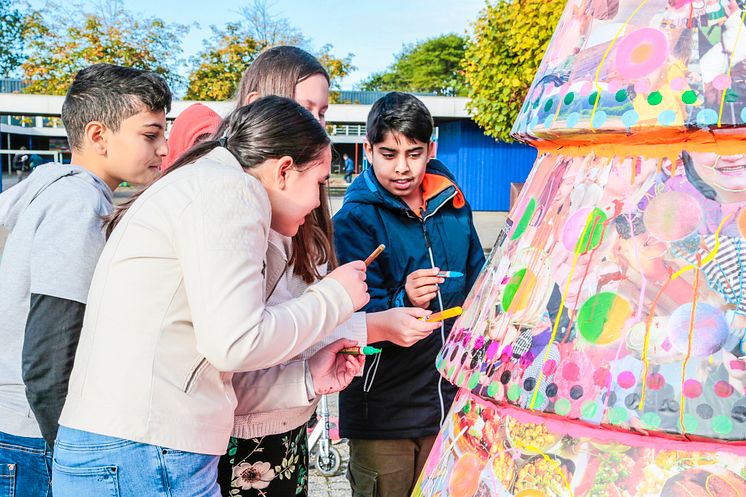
[
  {"left": 713, "top": 74, "right": 732, "bottom": 91},
  {"left": 617, "top": 371, "right": 636, "bottom": 389},
  {"left": 562, "top": 362, "right": 580, "bottom": 381},
  {"left": 714, "top": 381, "right": 735, "bottom": 398},
  {"left": 634, "top": 79, "right": 651, "bottom": 95},
  {"left": 593, "top": 367, "right": 611, "bottom": 387},
  {"left": 543, "top": 360, "right": 558, "bottom": 376},
  {"left": 647, "top": 373, "right": 665, "bottom": 391},
  {"left": 683, "top": 379, "right": 702, "bottom": 398},
  {"left": 607, "top": 79, "right": 622, "bottom": 93},
  {"left": 670, "top": 77, "right": 688, "bottom": 91}
]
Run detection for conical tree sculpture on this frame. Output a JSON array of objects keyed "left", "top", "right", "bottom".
[{"left": 414, "top": 0, "right": 746, "bottom": 496}]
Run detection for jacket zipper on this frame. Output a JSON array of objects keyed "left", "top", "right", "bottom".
[{"left": 419, "top": 194, "right": 455, "bottom": 428}]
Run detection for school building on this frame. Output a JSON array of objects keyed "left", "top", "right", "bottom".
[{"left": 0, "top": 82, "right": 536, "bottom": 211}]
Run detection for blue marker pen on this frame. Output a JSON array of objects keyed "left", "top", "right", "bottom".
[{"left": 437, "top": 271, "right": 464, "bottom": 278}]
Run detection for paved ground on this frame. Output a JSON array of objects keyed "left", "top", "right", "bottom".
[{"left": 0, "top": 171, "right": 507, "bottom": 496}]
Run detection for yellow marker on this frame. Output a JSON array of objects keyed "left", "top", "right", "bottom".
[
  {"left": 422, "top": 306, "right": 463, "bottom": 322},
  {"left": 364, "top": 244, "right": 386, "bottom": 266}
]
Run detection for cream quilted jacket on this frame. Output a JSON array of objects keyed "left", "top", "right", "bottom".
[{"left": 60, "top": 148, "right": 354, "bottom": 455}]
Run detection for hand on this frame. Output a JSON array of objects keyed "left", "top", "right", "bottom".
[
  {"left": 366, "top": 307, "right": 441, "bottom": 347},
  {"left": 404, "top": 268, "right": 443, "bottom": 309},
  {"left": 327, "top": 261, "right": 369, "bottom": 311},
  {"left": 308, "top": 339, "right": 366, "bottom": 395}
]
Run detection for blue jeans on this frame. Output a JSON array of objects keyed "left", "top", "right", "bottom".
[
  {"left": 52, "top": 426, "right": 220, "bottom": 497},
  {"left": 0, "top": 431, "right": 52, "bottom": 497}
]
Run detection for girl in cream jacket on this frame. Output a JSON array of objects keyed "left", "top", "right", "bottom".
[{"left": 53, "top": 97, "right": 369, "bottom": 497}]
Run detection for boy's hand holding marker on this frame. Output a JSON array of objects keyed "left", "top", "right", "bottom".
[{"left": 405, "top": 267, "right": 444, "bottom": 308}]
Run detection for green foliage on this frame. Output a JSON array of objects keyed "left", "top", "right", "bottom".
[
  {"left": 185, "top": 23, "right": 262, "bottom": 101},
  {"left": 463, "top": 0, "right": 565, "bottom": 142},
  {"left": 21, "top": 1, "right": 188, "bottom": 95},
  {"left": 360, "top": 34, "right": 467, "bottom": 96},
  {"left": 0, "top": 0, "right": 26, "bottom": 76}
]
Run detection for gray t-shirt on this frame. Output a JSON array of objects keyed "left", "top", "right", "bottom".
[{"left": 0, "top": 164, "right": 112, "bottom": 437}]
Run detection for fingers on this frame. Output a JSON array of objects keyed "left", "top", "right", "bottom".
[
  {"left": 408, "top": 268, "right": 440, "bottom": 280},
  {"left": 348, "top": 260, "right": 367, "bottom": 272}
]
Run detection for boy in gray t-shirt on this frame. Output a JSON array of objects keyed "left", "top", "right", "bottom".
[{"left": 0, "top": 63, "right": 171, "bottom": 497}]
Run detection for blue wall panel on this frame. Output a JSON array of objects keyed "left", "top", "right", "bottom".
[{"left": 436, "top": 120, "right": 536, "bottom": 211}]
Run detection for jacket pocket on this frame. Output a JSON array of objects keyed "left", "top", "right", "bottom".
[
  {"left": 347, "top": 460, "right": 378, "bottom": 497},
  {"left": 52, "top": 461, "right": 119, "bottom": 497},
  {"left": 183, "top": 357, "right": 209, "bottom": 394},
  {"left": 0, "top": 463, "right": 15, "bottom": 497}
]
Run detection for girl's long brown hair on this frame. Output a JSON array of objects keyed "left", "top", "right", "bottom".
[
  {"left": 237, "top": 45, "right": 337, "bottom": 284},
  {"left": 105, "top": 96, "right": 331, "bottom": 239}
]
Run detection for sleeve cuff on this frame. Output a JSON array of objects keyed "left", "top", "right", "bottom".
[{"left": 304, "top": 360, "right": 316, "bottom": 402}]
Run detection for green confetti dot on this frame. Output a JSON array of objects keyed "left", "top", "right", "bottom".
[
  {"left": 447, "top": 365, "right": 455, "bottom": 379},
  {"left": 456, "top": 372, "right": 466, "bottom": 387},
  {"left": 581, "top": 401, "right": 598, "bottom": 419},
  {"left": 615, "top": 89, "right": 627, "bottom": 102},
  {"left": 682, "top": 414, "right": 699, "bottom": 432},
  {"left": 609, "top": 407, "right": 628, "bottom": 425},
  {"left": 487, "top": 382, "right": 500, "bottom": 398},
  {"left": 725, "top": 89, "right": 740, "bottom": 103},
  {"left": 467, "top": 372, "right": 480, "bottom": 390},
  {"left": 564, "top": 92, "right": 575, "bottom": 105},
  {"left": 682, "top": 90, "right": 698, "bottom": 104},
  {"left": 463, "top": 400, "right": 471, "bottom": 414},
  {"left": 508, "top": 384, "right": 521, "bottom": 402},
  {"left": 555, "top": 398, "right": 571, "bottom": 416},
  {"left": 534, "top": 392, "right": 547, "bottom": 408},
  {"left": 532, "top": 98, "right": 540, "bottom": 109},
  {"left": 510, "top": 198, "right": 536, "bottom": 241},
  {"left": 588, "top": 91, "right": 600, "bottom": 106},
  {"left": 435, "top": 357, "right": 443, "bottom": 370},
  {"left": 641, "top": 412, "right": 662, "bottom": 429},
  {"left": 544, "top": 99, "right": 554, "bottom": 113},
  {"left": 712, "top": 415, "right": 733, "bottom": 435},
  {"left": 647, "top": 91, "right": 663, "bottom": 106}
]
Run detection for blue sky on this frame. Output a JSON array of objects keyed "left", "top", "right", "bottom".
[{"left": 32, "top": 0, "right": 487, "bottom": 89}]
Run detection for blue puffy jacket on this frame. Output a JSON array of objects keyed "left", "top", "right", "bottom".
[{"left": 333, "top": 159, "right": 485, "bottom": 439}]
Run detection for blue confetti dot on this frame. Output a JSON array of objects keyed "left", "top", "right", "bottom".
[
  {"left": 566, "top": 112, "right": 581, "bottom": 128},
  {"left": 658, "top": 109, "right": 677, "bottom": 126},
  {"left": 591, "top": 110, "right": 607, "bottom": 128},
  {"left": 529, "top": 116, "right": 539, "bottom": 131},
  {"left": 544, "top": 115, "right": 554, "bottom": 130},
  {"left": 741, "top": 107, "right": 746, "bottom": 123},
  {"left": 622, "top": 110, "right": 639, "bottom": 128},
  {"left": 696, "top": 108, "right": 718, "bottom": 126}
]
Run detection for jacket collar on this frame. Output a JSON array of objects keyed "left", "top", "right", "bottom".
[{"left": 346, "top": 159, "right": 463, "bottom": 218}]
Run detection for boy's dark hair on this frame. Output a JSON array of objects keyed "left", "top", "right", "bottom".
[
  {"left": 61, "top": 63, "right": 172, "bottom": 151},
  {"left": 366, "top": 92, "right": 433, "bottom": 145}
]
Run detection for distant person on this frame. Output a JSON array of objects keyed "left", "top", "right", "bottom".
[
  {"left": 12, "top": 146, "right": 29, "bottom": 182},
  {"left": 333, "top": 92, "right": 485, "bottom": 497},
  {"left": 344, "top": 152, "right": 354, "bottom": 183},
  {"left": 0, "top": 63, "right": 171, "bottom": 497}
]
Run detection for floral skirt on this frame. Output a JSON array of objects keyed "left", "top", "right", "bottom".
[{"left": 218, "top": 423, "right": 309, "bottom": 497}]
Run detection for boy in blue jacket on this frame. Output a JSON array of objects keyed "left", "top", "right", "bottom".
[{"left": 333, "top": 92, "right": 485, "bottom": 497}]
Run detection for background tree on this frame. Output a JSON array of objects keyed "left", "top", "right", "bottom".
[
  {"left": 21, "top": 0, "right": 188, "bottom": 95},
  {"left": 463, "top": 0, "right": 564, "bottom": 142},
  {"left": 186, "top": 0, "right": 354, "bottom": 101},
  {"left": 359, "top": 34, "right": 467, "bottom": 96},
  {"left": 185, "top": 23, "right": 262, "bottom": 101},
  {"left": 0, "top": 0, "right": 26, "bottom": 76},
  {"left": 239, "top": 0, "right": 307, "bottom": 47}
]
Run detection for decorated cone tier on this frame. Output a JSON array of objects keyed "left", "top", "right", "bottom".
[{"left": 413, "top": 1, "right": 746, "bottom": 496}]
